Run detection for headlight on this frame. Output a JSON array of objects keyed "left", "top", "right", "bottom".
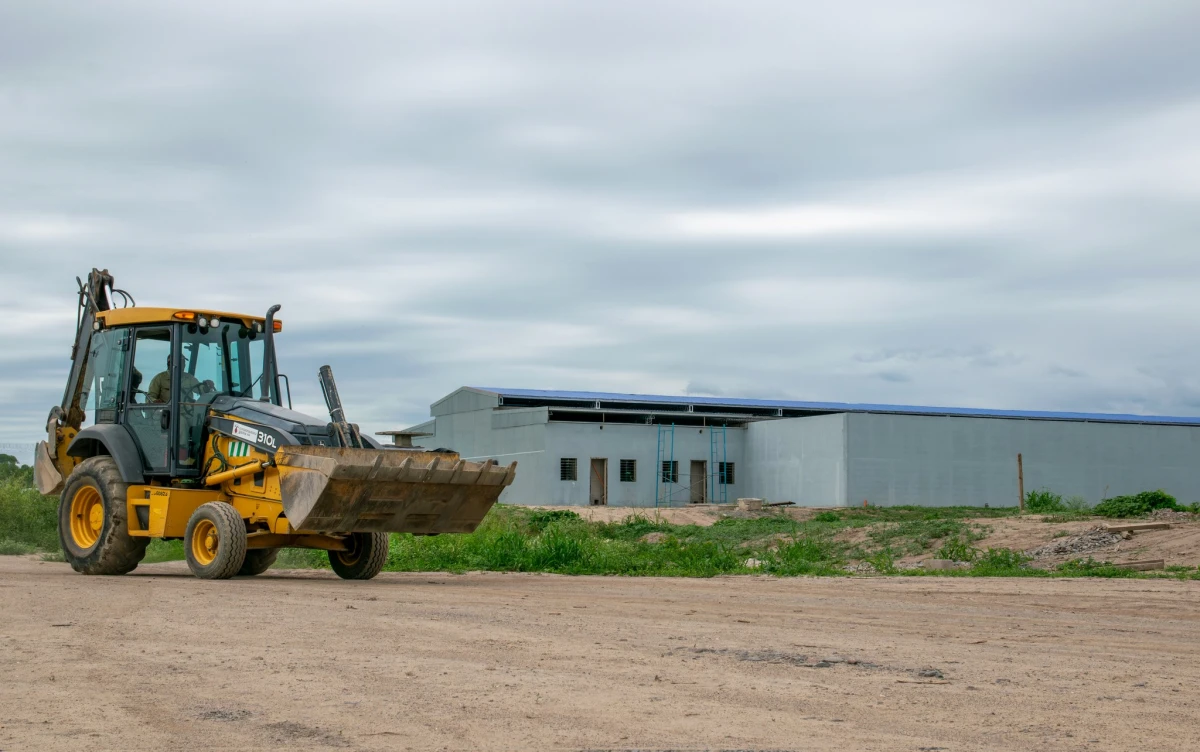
[
  {"left": 209, "top": 316, "right": 219, "bottom": 327},
  {"left": 198, "top": 316, "right": 209, "bottom": 328}
]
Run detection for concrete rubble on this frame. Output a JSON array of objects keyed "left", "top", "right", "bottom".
[{"left": 1026, "top": 527, "right": 1122, "bottom": 559}]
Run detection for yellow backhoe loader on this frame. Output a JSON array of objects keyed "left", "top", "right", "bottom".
[{"left": 34, "top": 269, "right": 516, "bottom": 580}]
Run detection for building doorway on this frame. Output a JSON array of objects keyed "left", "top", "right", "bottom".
[
  {"left": 590, "top": 458, "right": 608, "bottom": 506},
  {"left": 690, "top": 460, "right": 707, "bottom": 504}
]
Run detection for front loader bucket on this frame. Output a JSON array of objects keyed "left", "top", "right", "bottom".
[{"left": 275, "top": 446, "right": 516, "bottom": 534}]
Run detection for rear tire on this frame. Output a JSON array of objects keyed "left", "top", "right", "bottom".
[
  {"left": 184, "top": 502, "right": 247, "bottom": 580},
  {"left": 58, "top": 456, "right": 148, "bottom": 575},
  {"left": 328, "top": 532, "right": 388, "bottom": 580},
  {"left": 238, "top": 548, "right": 279, "bottom": 576}
]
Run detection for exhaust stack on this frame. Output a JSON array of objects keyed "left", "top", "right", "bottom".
[{"left": 318, "top": 365, "right": 363, "bottom": 448}]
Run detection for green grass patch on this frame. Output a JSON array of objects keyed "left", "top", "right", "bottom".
[
  {"left": 1, "top": 452, "right": 1190, "bottom": 580},
  {"left": 142, "top": 539, "right": 186, "bottom": 563},
  {"left": 835, "top": 505, "right": 1019, "bottom": 523},
  {"left": 859, "top": 518, "right": 988, "bottom": 558},
  {"left": 0, "top": 477, "right": 59, "bottom": 552},
  {"left": 0, "top": 539, "right": 40, "bottom": 556}
]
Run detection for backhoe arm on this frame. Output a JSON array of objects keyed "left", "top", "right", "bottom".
[{"left": 35, "top": 269, "right": 132, "bottom": 494}]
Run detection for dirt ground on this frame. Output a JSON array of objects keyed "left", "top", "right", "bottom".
[
  {"left": 3, "top": 557, "right": 1199, "bottom": 751},
  {"left": 545, "top": 504, "right": 741, "bottom": 526},
  {"left": 962, "top": 515, "right": 1200, "bottom": 568}
]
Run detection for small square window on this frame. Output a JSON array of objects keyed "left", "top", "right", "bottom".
[
  {"left": 660, "top": 460, "right": 678, "bottom": 483},
  {"left": 719, "top": 461, "right": 735, "bottom": 485},
  {"left": 560, "top": 457, "right": 578, "bottom": 481},
  {"left": 619, "top": 459, "right": 637, "bottom": 482}
]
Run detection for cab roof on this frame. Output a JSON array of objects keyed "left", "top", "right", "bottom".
[{"left": 97, "top": 307, "right": 279, "bottom": 328}]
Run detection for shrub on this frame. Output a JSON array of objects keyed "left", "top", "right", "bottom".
[
  {"left": 1063, "top": 495, "right": 1091, "bottom": 512},
  {"left": 1024, "top": 489, "right": 1064, "bottom": 514},
  {"left": 1093, "top": 490, "right": 1178, "bottom": 518}
]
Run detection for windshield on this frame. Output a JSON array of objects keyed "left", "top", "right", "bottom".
[
  {"left": 174, "top": 320, "right": 275, "bottom": 474},
  {"left": 180, "top": 321, "right": 271, "bottom": 401}
]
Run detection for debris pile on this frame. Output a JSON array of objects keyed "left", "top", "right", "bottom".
[
  {"left": 1026, "top": 527, "right": 1121, "bottom": 559},
  {"left": 1149, "top": 508, "right": 1197, "bottom": 522}
]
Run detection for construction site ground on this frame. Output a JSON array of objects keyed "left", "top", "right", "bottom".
[
  {"left": 555, "top": 504, "right": 1200, "bottom": 569},
  {"left": 3, "top": 555, "right": 1198, "bottom": 751}
]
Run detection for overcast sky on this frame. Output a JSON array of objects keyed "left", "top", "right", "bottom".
[{"left": 2, "top": 0, "right": 1199, "bottom": 457}]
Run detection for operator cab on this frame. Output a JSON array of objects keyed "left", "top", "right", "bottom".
[{"left": 79, "top": 309, "right": 282, "bottom": 478}]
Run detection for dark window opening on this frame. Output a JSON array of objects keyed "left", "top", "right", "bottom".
[
  {"left": 661, "top": 460, "right": 678, "bottom": 483},
  {"left": 719, "top": 462, "right": 735, "bottom": 485},
  {"left": 619, "top": 459, "right": 636, "bottom": 482},
  {"left": 560, "top": 458, "right": 578, "bottom": 481}
]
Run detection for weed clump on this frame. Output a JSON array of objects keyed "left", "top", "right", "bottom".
[
  {"left": 1056, "top": 558, "right": 1141, "bottom": 577},
  {"left": 764, "top": 535, "right": 843, "bottom": 576},
  {"left": 969, "top": 548, "right": 1032, "bottom": 575},
  {"left": 934, "top": 538, "right": 978, "bottom": 562}
]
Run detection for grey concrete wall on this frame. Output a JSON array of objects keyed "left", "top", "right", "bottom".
[
  {"left": 421, "top": 406, "right": 747, "bottom": 507},
  {"left": 544, "top": 422, "right": 746, "bottom": 507},
  {"left": 845, "top": 413, "right": 1200, "bottom": 507},
  {"left": 430, "top": 388, "right": 500, "bottom": 417},
  {"left": 420, "top": 407, "right": 547, "bottom": 506},
  {"left": 744, "top": 414, "right": 847, "bottom": 506}
]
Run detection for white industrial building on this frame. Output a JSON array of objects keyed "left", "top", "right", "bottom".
[{"left": 395, "top": 387, "right": 1200, "bottom": 508}]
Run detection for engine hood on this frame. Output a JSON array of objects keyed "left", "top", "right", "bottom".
[{"left": 206, "top": 396, "right": 382, "bottom": 449}]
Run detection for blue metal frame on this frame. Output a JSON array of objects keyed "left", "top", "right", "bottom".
[
  {"left": 708, "top": 425, "right": 729, "bottom": 504},
  {"left": 655, "top": 423, "right": 676, "bottom": 507}
]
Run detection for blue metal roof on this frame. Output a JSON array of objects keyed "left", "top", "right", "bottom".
[{"left": 471, "top": 387, "right": 1200, "bottom": 427}]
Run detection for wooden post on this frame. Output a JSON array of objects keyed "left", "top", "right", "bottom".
[{"left": 1017, "top": 453, "right": 1025, "bottom": 513}]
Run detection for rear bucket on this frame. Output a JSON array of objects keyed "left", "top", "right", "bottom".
[{"left": 275, "top": 446, "right": 516, "bottom": 534}]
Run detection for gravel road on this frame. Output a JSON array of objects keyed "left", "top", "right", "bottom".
[{"left": 1, "top": 556, "right": 1197, "bottom": 751}]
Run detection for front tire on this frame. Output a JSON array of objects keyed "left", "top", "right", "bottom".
[
  {"left": 328, "top": 532, "right": 388, "bottom": 580},
  {"left": 58, "top": 456, "right": 148, "bottom": 575},
  {"left": 185, "top": 502, "right": 247, "bottom": 580}
]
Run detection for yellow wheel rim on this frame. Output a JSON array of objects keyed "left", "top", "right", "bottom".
[
  {"left": 69, "top": 486, "right": 104, "bottom": 550},
  {"left": 191, "top": 519, "right": 219, "bottom": 566},
  {"left": 336, "top": 537, "right": 361, "bottom": 566}
]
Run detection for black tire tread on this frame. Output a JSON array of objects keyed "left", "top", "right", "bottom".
[
  {"left": 58, "top": 456, "right": 148, "bottom": 576},
  {"left": 238, "top": 548, "right": 279, "bottom": 576},
  {"left": 328, "top": 532, "right": 388, "bottom": 580},
  {"left": 185, "top": 502, "right": 247, "bottom": 580}
]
